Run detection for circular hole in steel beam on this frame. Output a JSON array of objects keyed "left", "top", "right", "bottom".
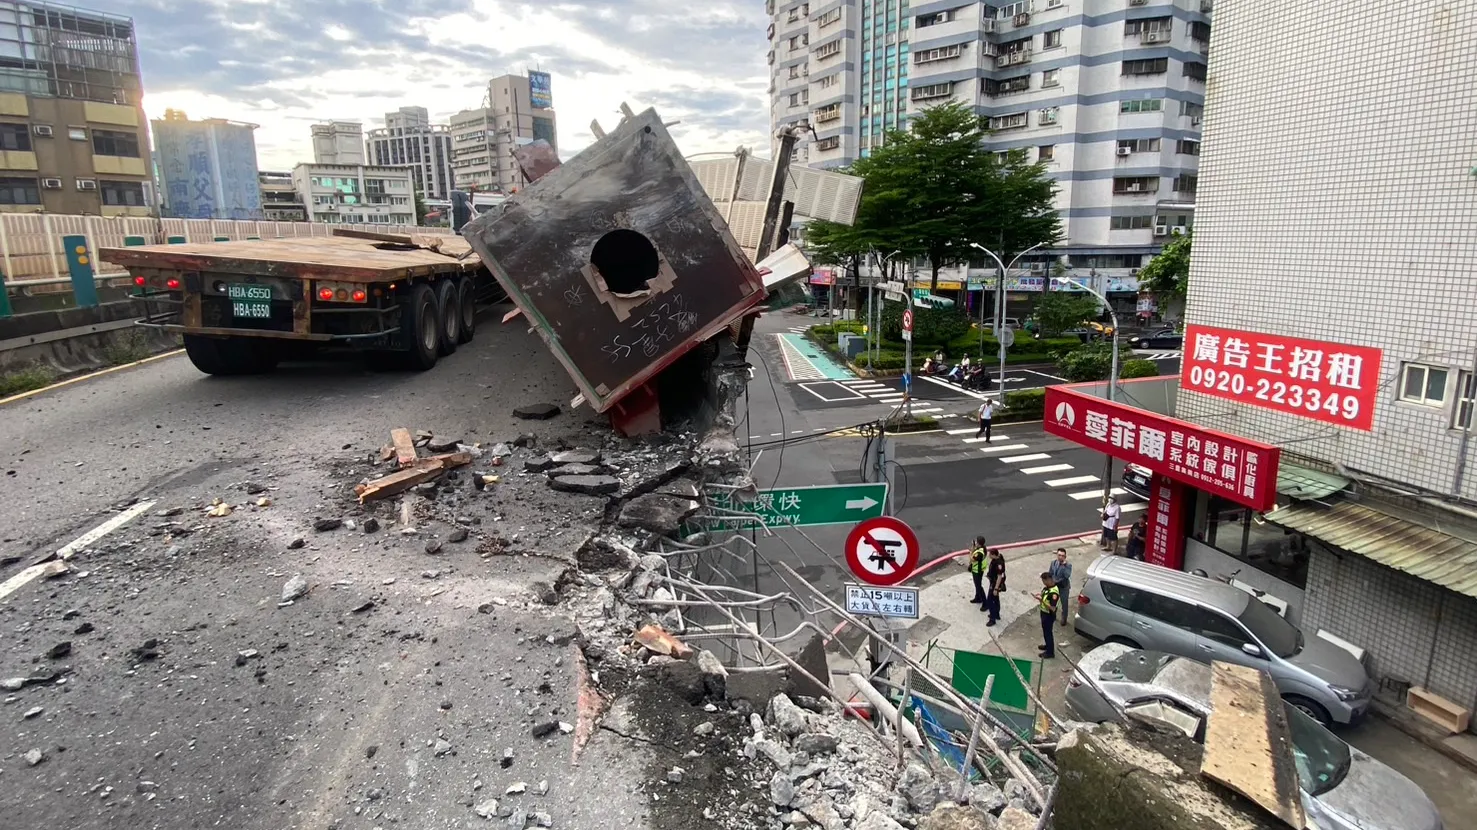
[{"left": 591, "top": 229, "right": 659, "bottom": 296}]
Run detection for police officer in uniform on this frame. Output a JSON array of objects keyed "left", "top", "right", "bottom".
[
  {"left": 1033, "top": 572, "right": 1060, "bottom": 659},
  {"left": 967, "top": 536, "right": 988, "bottom": 605}
]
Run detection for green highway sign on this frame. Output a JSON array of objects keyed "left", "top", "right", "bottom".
[{"left": 705, "top": 483, "right": 888, "bottom": 529}]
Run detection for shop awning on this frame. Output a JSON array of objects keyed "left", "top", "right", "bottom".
[
  {"left": 1265, "top": 501, "right": 1477, "bottom": 599},
  {"left": 1276, "top": 464, "right": 1349, "bottom": 501}
]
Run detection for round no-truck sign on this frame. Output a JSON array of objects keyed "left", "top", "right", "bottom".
[
  {"left": 845, "top": 516, "right": 920, "bottom": 586},
  {"left": 902, "top": 310, "right": 914, "bottom": 333}
]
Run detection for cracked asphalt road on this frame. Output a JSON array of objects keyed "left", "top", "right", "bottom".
[{"left": 0, "top": 307, "right": 664, "bottom": 829}]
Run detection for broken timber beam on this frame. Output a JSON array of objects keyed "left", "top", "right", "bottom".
[
  {"left": 391, "top": 428, "right": 417, "bottom": 468},
  {"left": 1202, "top": 662, "right": 1308, "bottom": 829},
  {"left": 357, "top": 452, "right": 473, "bottom": 503}
]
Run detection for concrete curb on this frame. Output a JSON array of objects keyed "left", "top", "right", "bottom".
[{"left": 828, "top": 528, "right": 1098, "bottom": 637}]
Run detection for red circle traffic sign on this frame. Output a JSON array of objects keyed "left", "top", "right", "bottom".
[
  {"left": 845, "top": 516, "right": 920, "bottom": 586},
  {"left": 902, "top": 310, "right": 914, "bottom": 332}
]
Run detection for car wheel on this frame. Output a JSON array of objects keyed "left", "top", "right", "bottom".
[
  {"left": 1284, "top": 695, "right": 1331, "bottom": 726},
  {"left": 1105, "top": 636, "right": 1142, "bottom": 650}
]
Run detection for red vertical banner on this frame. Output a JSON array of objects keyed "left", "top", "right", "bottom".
[{"left": 1145, "top": 473, "right": 1188, "bottom": 571}]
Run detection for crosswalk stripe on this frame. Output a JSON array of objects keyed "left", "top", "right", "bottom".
[
  {"left": 1000, "top": 453, "right": 1051, "bottom": 463},
  {"left": 1046, "top": 475, "right": 1100, "bottom": 487},
  {"left": 1119, "top": 502, "right": 1150, "bottom": 513},
  {"left": 961, "top": 436, "right": 1011, "bottom": 444},
  {"left": 1021, "top": 463, "right": 1074, "bottom": 474},
  {"left": 946, "top": 428, "right": 977, "bottom": 435},
  {"left": 978, "top": 444, "right": 1030, "bottom": 454},
  {"left": 1070, "top": 487, "right": 1125, "bottom": 500},
  {"left": 840, "top": 379, "right": 875, "bottom": 386}
]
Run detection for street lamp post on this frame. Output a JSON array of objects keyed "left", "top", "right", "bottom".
[
  {"left": 969, "top": 242, "right": 1048, "bottom": 394},
  {"left": 1066, "top": 278, "right": 1122, "bottom": 506}
]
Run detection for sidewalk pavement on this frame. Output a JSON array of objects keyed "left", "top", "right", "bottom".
[{"left": 904, "top": 535, "right": 1106, "bottom": 716}]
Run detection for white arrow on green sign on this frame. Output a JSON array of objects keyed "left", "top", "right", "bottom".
[{"left": 704, "top": 482, "right": 888, "bottom": 529}]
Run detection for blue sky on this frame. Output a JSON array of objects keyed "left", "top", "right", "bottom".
[{"left": 127, "top": 0, "right": 771, "bottom": 168}]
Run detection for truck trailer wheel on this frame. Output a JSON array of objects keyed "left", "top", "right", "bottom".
[
  {"left": 183, "top": 335, "right": 278, "bottom": 376},
  {"left": 435, "top": 278, "right": 461, "bottom": 355},
  {"left": 455, "top": 277, "right": 476, "bottom": 344},
  {"left": 398, "top": 282, "right": 440, "bottom": 371}
]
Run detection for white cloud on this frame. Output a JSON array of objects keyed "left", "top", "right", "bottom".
[{"left": 133, "top": 0, "right": 772, "bottom": 170}]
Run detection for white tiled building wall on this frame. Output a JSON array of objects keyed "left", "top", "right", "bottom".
[
  {"left": 766, "top": 0, "right": 1210, "bottom": 276},
  {"left": 1178, "top": 0, "right": 1477, "bottom": 501},
  {"left": 1304, "top": 548, "right": 1477, "bottom": 712}
]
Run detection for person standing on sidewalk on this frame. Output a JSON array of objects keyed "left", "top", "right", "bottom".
[
  {"left": 1048, "top": 548, "right": 1073, "bottom": 627},
  {"left": 975, "top": 398, "right": 995, "bottom": 442},
  {"left": 1100, "top": 497, "right": 1123, "bottom": 552},
  {"left": 967, "top": 536, "right": 988, "bottom": 605},
  {"left": 984, "top": 547, "right": 1006, "bottom": 626},
  {"left": 1033, "top": 573, "right": 1060, "bottom": 659}
]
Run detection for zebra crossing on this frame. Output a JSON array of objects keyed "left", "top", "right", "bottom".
[
  {"left": 836, "top": 377, "right": 947, "bottom": 416},
  {"left": 939, "top": 425, "right": 1150, "bottom": 513}
]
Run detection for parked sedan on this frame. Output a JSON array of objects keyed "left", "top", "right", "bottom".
[
  {"left": 1128, "top": 328, "right": 1184, "bottom": 349},
  {"left": 1121, "top": 463, "right": 1153, "bottom": 499},
  {"left": 1065, "top": 644, "right": 1443, "bottom": 830}
]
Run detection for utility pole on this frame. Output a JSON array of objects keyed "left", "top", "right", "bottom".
[
  {"left": 1069, "top": 279, "right": 1122, "bottom": 505},
  {"left": 736, "top": 123, "right": 806, "bottom": 360}
]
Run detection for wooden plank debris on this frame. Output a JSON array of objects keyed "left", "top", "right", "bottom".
[
  {"left": 391, "top": 428, "right": 417, "bottom": 468},
  {"left": 98, "top": 234, "right": 479, "bottom": 283},
  {"left": 1202, "top": 662, "right": 1307, "bottom": 829},
  {"left": 356, "top": 452, "right": 472, "bottom": 503}
]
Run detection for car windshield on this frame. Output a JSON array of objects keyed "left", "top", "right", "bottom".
[
  {"left": 1236, "top": 594, "right": 1302, "bottom": 658},
  {"left": 1285, "top": 703, "right": 1351, "bottom": 796}
]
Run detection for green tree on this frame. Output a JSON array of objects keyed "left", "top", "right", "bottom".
[
  {"left": 1033, "top": 291, "right": 1100, "bottom": 336},
  {"left": 1055, "top": 341, "right": 1135, "bottom": 383},
  {"left": 413, "top": 191, "right": 428, "bottom": 226},
  {"left": 1140, "top": 231, "right": 1191, "bottom": 298},
  {"left": 822, "top": 102, "right": 1060, "bottom": 293}
]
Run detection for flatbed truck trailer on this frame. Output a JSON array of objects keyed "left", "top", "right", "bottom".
[{"left": 99, "top": 231, "right": 499, "bottom": 375}]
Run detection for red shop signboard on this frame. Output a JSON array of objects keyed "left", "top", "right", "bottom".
[
  {"left": 1043, "top": 386, "right": 1282, "bottom": 512},
  {"left": 1146, "top": 474, "right": 1189, "bottom": 571},
  {"left": 1181, "top": 325, "right": 1383, "bottom": 432}
]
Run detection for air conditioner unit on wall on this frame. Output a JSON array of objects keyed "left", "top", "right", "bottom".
[
  {"left": 1117, "top": 146, "right": 1132, "bottom": 156},
  {"left": 1130, "top": 0, "right": 1148, "bottom": 5},
  {"left": 32, "top": 124, "right": 52, "bottom": 137},
  {"left": 1154, "top": 225, "right": 1168, "bottom": 235},
  {"left": 1144, "top": 32, "right": 1167, "bottom": 43},
  {"left": 41, "top": 177, "right": 61, "bottom": 189},
  {"left": 76, "top": 178, "right": 96, "bottom": 190},
  {"left": 1014, "top": 12, "right": 1031, "bottom": 26},
  {"left": 1191, "top": 115, "right": 1203, "bottom": 126},
  {"left": 1171, "top": 226, "right": 1185, "bottom": 235}
]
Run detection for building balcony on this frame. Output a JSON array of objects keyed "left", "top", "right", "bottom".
[
  {"left": 997, "top": 49, "right": 1032, "bottom": 67},
  {"left": 93, "top": 155, "right": 147, "bottom": 176},
  {"left": 0, "top": 150, "right": 37, "bottom": 171}
]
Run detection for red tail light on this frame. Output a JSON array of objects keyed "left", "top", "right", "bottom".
[
  {"left": 1067, "top": 676, "right": 1082, "bottom": 688},
  {"left": 165, "top": 278, "right": 181, "bottom": 290},
  {"left": 1077, "top": 593, "right": 1089, "bottom": 605},
  {"left": 351, "top": 289, "right": 366, "bottom": 302},
  {"left": 317, "top": 287, "right": 334, "bottom": 301},
  {"left": 133, "top": 276, "right": 145, "bottom": 286}
]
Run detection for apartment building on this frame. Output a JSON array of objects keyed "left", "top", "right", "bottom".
[
  {"left": 0, "top": 1, "right": 152, "bottom": 216},
  {"left": 366, "top": 105, "right": 455, "bottom": 202},
  {"left": 290, "top": 163, "right": 414, "bottom": 225},
  {"left": 257, "top": 170, "right": 305, "bottom": 222},
  {"left": 1175, "top": 0, "right": 1477, "bottom": 730},
  {"left": 152, "top": 109, "right": 262, "bottom": 220},
  {"left": 767, "top": 0, "right": 1209, "bottom": 291},
  {"left": 310, "top": 120, "right": 365, "bottom": 165},
  {"left": 450, "top": 72, "right": 557, "bottom": 194}
]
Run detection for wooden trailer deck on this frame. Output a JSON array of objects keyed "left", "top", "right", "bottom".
[{"left": 99, "top": 232, "right": 480, "bottom": 283}]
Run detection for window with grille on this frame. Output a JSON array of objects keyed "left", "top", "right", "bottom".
[
  {"left": 92, "top": 129, "right": 140, "bottom": 158},
  {"left": 0, "top": 175, "right": 39, "bottom": 204},
  {"left": 1122, "top": 58, "right": 1167, "bottom": 75},
  {"left": 1121, "top": 99, "right": 1162, "bottom": 113},
  {"left": 100, "top": 179, "right": 145, "bottom": 207}
]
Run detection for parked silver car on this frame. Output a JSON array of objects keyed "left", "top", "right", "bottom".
[
  {"left": 1073, "top": 555, "right": 1372, "bottom": 725},
  {"left": 1065, "top": 644, "right": 1443, "bottom": 830}
]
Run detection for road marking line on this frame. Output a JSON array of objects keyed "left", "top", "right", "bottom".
[
  {"left": 812, "top": 427, "right": 826, "bottom": 432},
  {"left": 770, "top": 432, "right": 783, "bottom": 437},
  {"left": 1021, "top": 464, "right": 1074, "bottom": 474},
  {"left": 1070, "top": 487, "right": 1125, "bottom": 500},
  {"left": 0, "top": 350, "right": 185, "bottom": 407},
  {"left": 791, "top": 430, "right": 806, "bottom": 434},
  {"left": 946, "top": 428, "right": 977, "bottom": 435},
  {"left": 961, "top": 436, "right": 1011, "bottom": 444},
  {"left": 750, "top": 435, "right": 763, "bottom": 440},
  {"left": 1119, "top": 502, "right": 1150, "bottom": 513},
  {"left": 999, "top": 453, "right": 1051, "bottom": 463},
  {"left": 0, "top": 500, "right": 156, "bottom": 603},
  {"left": 918, "top": 373, "right": 990, "bottom": 400},
  {"left": 977, "top": 444, "right": 1030, "bottom": 454},
  {"left": 1046, "top": 475, "right": 1100, "bottom": 487}
]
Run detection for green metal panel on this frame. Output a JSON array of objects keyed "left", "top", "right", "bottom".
[
  {"left": 213, "top": 235, "right": 229, "bottom": 242},
  {"left": 123, "top": 235, "right": 146, "bottom": 247},
  {"left": 950, "top": 650, "right": 1037, "bottom": 714},
  {"left": 167, "top": 235, "right": 186, "bottom": 244},
  {"left": 62, "top": 234, "right": 98, "bottom": 308},
  {"left": 0, "top": 268, "right": 11, "bottom": 318}
]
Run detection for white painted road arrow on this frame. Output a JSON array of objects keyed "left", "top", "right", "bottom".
[{"left": 846, "top": 496, "right": 880, "bottom": 511}]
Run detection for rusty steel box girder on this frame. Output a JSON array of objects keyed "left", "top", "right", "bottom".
[{"left": 461, "top": 107, "right": 767, "bottom": 415}]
